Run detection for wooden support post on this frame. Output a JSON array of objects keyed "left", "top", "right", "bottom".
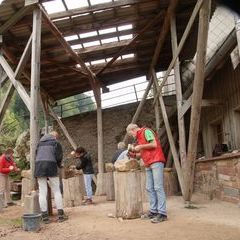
[
  {"left": 153, "top": 0, "right": 204, "bottom": 105},
  {"left": 0, "top": 27, "right": 32, "bottom": 126},
  {"left": 30, "top": 8, "right": 42, "bottom": 190},
  {"left": 153, "top": 82, "right": 160, "bottom": 135},
  {"left": 170, "top": 14, "right": 187, "bottom": 165},
  {"left": 235, "top": 16, "right": 240, "bottom": 57},
  {"left": 184, "top": 1, "right": 211, "bottom": 201},
  {"left": 152, "top": 69, "right": 185, "bottom": 196},
  {"left": 0, "top": 55, "right": 30, "bottom": 110},
  {"left": 95, "top": 85, "right": 106, "bottom": 196},
  {"left": 123, "top": 79, "right": 153, "bottom": 143}
]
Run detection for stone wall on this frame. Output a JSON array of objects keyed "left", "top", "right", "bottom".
[
  {"left": 194, "top": 154, "right": 240, "bottom": 204},
  {"left": 55, "top": 97, "right": 175, "bottom": 172}
]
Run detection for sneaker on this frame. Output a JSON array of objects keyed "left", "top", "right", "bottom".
[
  {"left": 151, "top": 214, "right": 167, "bottom": 223},
  {"left": 58, "top": 209, "right": 68, "bottom": 223},
  {"left": 41, "top": 211, "right": 50, "bottom": 224},
  {"left": 141, "top": 211, "right": 158, "bottom": 220},
  {"left": 82, "top": 199, "right": 93, "bottom": 205}
]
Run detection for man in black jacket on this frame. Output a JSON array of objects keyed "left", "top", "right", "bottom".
[
  {"left": 35, "top": 131, "right": 67, "bottom": 223},
  {"left": 74, "top": 147, "right": 94, "bottom": 205}
]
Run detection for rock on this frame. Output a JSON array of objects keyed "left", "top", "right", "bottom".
[
  {"left": 114, "top": 158, "right": 140, "bottom": 172},
  {"left": 105, "top": 163, "right": 115, "bottom": 172},
  {"left": 21, "top": 170, "right": 31, "bottom": 179}
]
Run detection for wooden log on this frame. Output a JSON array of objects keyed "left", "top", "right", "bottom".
[
  {"left": 114, "top": 171, "right": 143, "bottom": 219},
  {"left": 105, "top": 172, "right": 115, "bottom": 201},
  {"left": 164, "top": 168, "right": 179, "bottom": 196},
  {"left": 62, "top": 176, "right": 83, "bottom": 207},
  {"left": 0, "top": 193, "right": 4, "bottom": 212},
  {"left": 140, "top": 171, "right": 148, "bottom": 202},
  {"left": 95, "top": 172, "right": 106, "bottom": 196},
  {"left": 21, "top": 178, "right": 31, "bottom": 204}
]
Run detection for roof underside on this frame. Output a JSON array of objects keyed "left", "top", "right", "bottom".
[{"left": 0, "top": 0, "right": 201, "bottom": 100}]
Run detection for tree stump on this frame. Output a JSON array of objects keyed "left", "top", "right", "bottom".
[
  {"left": 62, "top": 176, "right": 83, "bottom": 207},
  {"left": 114, "top": 171, "right": 143, "bottom": 219},
  {"left": 164, "top": 168, "right": 179, "bottom": 196},
  {"left": 105, "top": 172, "right": 115, "bottom": 201},
  {"left": 95, "top": 173, "right": 106, "bottom": 196},
  {"left": 140, "top": 171, "right": 148, "bottom": 202},
  {"left": 21, "top": 178, "right": 31, "bottom": 204}
]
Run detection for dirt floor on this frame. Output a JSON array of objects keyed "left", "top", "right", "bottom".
[{"left": 0, "top": 194, "right": 240, "bottom": 240}]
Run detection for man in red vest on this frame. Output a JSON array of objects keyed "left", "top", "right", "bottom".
[
  {"left": 126, "top": 123, "right": 167, "bottom": 223},
  {"left": 0, "top": 148, "right": 19, "bottom": 207}
]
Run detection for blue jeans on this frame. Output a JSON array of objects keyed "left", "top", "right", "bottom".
[
  {"left": 146, "top": 162, "right": 167, "bottom": 216},
  {"left": 84, "top": 174, "right": 93, "bottom": 199}
]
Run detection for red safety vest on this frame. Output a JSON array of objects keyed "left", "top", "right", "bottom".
[{"left": 136, "top": 128, "right": 166, "bottom": 167}]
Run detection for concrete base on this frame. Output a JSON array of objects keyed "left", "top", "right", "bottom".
[
  {"left": 24, "top": 191, "right": 40, "bottom": 214},
  {"left": 95, "top": 173, "right": 106, "bottom": 196}
]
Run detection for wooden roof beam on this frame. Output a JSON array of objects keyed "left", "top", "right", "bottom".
[
  {"left": 148, "top": 0, "right": 179, "bottom": 76},
  {"left": 96, "top": 9, "right": 165, "bottom": 76},
  {"left": 49, "top": 0, "right": 158, "bottom": 20},
  {"left": 38, "top": 3, "right": 101, "bottom": 100},
  {"left": 0, "top": 4, "right": 33, "bottom": 34}
]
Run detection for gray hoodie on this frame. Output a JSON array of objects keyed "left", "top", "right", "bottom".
[{"left": 34, "top": 134, "right": 63, "bottom": 177}]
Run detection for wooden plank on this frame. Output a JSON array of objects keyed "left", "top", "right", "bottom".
[
  {"left": 179, "top": 95, "right": 192, "bottom": 119},
  {"left": 171, "top": 14, "right": 187, "bottom": 165},
  {"left": 184, "top": 0, "right": 211, "bottom": 201},
  {"left": 0, "top": 55, "right": 30, "bottom": 110},
  {"left": 39, "top": 4, "right": 100, "bottom": 100},
  {"left": 201, "top": 99, "right": 224, "bottom": 107},
  {"left": 0, "top": 33, "right": 33, "bottom": 125},
  {"left": 153, "top": 82, "right": 160, "bottom": 135},
  {"left": 0, "top": 73, "right": 8, "bottom": 88},
  {"left": 96, "top": 10, "right": 164, "bottom": 76},
  {"left": 0, "top": 84, "right": 15, "bottom": 125},
  {"left": 152, "top": 69, "right": 185, "bottom": 196},
  {"left": 30, "top": 8, "right": 42, "bottom": 190},
  {"left": 49, "top": 106, "right": 77, "bottom": 150},
  {"left": 153, "top": 0, "right": 204, "bottom": 105},
  {"left": 0, "top": 5, "right": 33, "bottom": 34},
  {"left": 148, "top": 0, "right": 179, "bottom": 73},
  {"left": 49, "top": 0, "right": 157, "bottom": 20},
  {"left": 235, "top": 16, "right": 240, "bottom": 58}
]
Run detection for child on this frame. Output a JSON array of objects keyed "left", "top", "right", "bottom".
[{"left": 73, "top": 147, "right": 94, "bottom": 205}]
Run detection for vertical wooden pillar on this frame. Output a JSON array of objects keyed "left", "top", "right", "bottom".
[
  {"left": 30, "top": 8, "right": 42, "bottom": 190},
  {"left": 184, "top": 1, "right": 211, "bottom": 201},
  {"left": 95, "top": 86, "right": 106, "bottom": 195},
  {"left": 235, "top": 16, "right": 240, "bottom": 57},
  {"left": 153, "top": 81, "right": 160, "bottom": 135},
  {"left": 170, "top": 14, "right": 187, "bottom": 166},
  {"left": 152, "top": 69, "right": 185, "bottom": 196}
]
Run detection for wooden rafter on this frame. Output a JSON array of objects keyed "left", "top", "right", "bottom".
[
  {"left": 153, "top": 0, "right": 204, "bottom": 105},
  {"left": 96, "top": 10, "right": 165, "bottom": 76},
  {"left": 38, "top": 3, "right": 100, "bottom": 100},
  {"left": 49, "top": 0, "right": 158, "bottom": 20},
  {"left": 148, "top": 0, "right": 179, "bottom": 76}
]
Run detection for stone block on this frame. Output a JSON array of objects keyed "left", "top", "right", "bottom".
[
  {"left": 105, "top": 163, "right": 115, "bottom": 172},
  {"left": 223, "top": 187, "right": 239, "bottom": 198},
  {"left": 114, "top": 159, "right": 140, "bottom": 172}
]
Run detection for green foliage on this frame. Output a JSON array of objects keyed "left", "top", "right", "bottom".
[{"left": 57, "top": 93, "right": 96, "bottom": 118}]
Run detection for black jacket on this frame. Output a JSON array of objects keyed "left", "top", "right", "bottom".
[
  {"left": 34, "top": 134, "right": 63, "bottom": 177},
  {"left": 76, "top": 152, "right": 94, "bottom": 174}
]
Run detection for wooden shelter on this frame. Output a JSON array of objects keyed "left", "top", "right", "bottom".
[{"left": 0, "top": 0, "right": 215, "bottom": 201}]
